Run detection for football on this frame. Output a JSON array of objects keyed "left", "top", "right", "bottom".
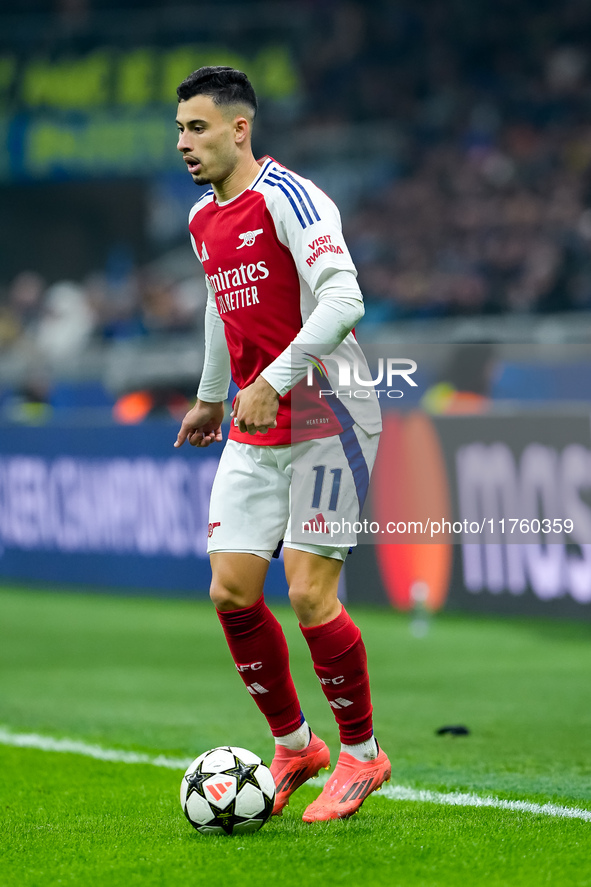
[{"left": 180, "top": 746, "right": 275, "bottom": 836}]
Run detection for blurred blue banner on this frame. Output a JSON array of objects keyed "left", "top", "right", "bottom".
[
  {"left": 4, "top": 111, "right": 178, "bottom": 182},
  {"left": 0, "top": 422, "right": 288, "bottom": 597}
]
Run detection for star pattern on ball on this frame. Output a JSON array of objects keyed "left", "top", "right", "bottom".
[
  {"left": 185, "top": 765, "right": 209, "bottom": 799},
  {"left": 225, "top": 756, "right": 260, "bottom": 792}
]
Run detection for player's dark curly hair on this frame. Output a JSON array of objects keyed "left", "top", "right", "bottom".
[{"left": 176, "top": 66, "right": 258, "bottom": 118}]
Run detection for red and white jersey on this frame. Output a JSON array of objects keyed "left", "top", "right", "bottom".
[{"left": 188, "top": 156, "right": 381, "bottom": 445}]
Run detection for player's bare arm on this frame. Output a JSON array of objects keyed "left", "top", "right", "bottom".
[
  {"left": 231, "top": 375, "right": 279, "bottom": 435},
  {"left": 175, "top": 400, "right": 224, "bottom": 448}
]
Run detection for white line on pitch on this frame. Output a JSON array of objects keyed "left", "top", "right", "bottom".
[
  {"left": 1, "top": 726, "right": 590, "bottom": 823},
  {"left": 378, "top": 784, "right": 591, "bottom": 822},
  {"left": 0, "top": 726, "right": 192, "bottom": 770}
]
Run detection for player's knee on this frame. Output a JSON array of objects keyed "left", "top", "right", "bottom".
[
  {"left": 209, "top": 579, "right": 259, "bottom": 612},
  {"left": 288, "top": 575, "right": 341, "bottom": 626},
  {"left": 288, "top": 581, "right": 321, "bottom": 618},
  {"left": 210, "top": 581, "right": 241, "bottom": 611}
]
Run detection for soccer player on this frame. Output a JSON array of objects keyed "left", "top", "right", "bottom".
[{"left": 174, "top": 66, "right": 391, "bottom": 822}]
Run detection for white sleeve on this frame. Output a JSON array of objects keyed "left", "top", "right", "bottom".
[
  {"left": 256, "top": 174, "right": 364, "bottom": 395},
  {"left": 260, "top": 268, "right": 364, "bottom": 396},
  {"left": 272, "top": 172, "right": 357, "bottom": 293},
  {"left": 196, "top": 282, "right": 232, "bottom": 403}
]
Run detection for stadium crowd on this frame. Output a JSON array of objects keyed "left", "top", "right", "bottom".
[
  {"left": 346, "top": 129, "right": 591, "bottom": 320},
  {"left": 320, "top": 1, "right": 591, "bottom": 319},
  {"left": 0, "top": 265, "right": 206, "bottom": 361}
]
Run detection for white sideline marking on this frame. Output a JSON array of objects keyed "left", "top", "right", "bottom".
[
  {"left": 379, "top": 784, "right": 591, "bottom": 823},
  {"left": 1, "top": 726, "right": 590, "bottom": 822},
  {"left": 0, "top": 727, "right": 192, "bottom": 771}
]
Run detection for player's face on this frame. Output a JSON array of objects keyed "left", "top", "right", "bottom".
[{"left": 176, "top": 95, "right": 244, "bottom": 187}]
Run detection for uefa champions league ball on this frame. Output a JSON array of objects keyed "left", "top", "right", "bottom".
[{"left": 180, "top": 746, "right": 275, "bottom": 836}]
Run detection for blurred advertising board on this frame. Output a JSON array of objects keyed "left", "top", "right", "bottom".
[
  {"left": 0, "top": 423, "right": 288, "bottom": 597},
  {"left": 346, "top": 409, "right": 591, "bottom": 619},
  {"left": 0, "top": 44, "right": 298, "bottom": 182}
]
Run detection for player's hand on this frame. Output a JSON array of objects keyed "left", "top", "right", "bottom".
[
  {"left": 174, "top": 400, "right": 224, "bottom": 448},
  {"left": 231, "top": 376, "right": 279, "bottom": 435}
]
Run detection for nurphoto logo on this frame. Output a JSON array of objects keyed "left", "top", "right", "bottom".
[{"left": 304, "top": 353, "right": 418, "bottom": 399}]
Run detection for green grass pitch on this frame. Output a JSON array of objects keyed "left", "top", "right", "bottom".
[{"left": 2, "top": 584, "right": 591, "bottom": 886}]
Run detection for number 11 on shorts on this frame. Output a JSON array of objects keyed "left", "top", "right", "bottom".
[{"left": 311, "top": 465, "right": 342, "bottom": 511}]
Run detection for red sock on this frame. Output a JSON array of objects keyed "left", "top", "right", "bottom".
[
  {"left": 216, "top": 596, "right": 303, "bottom": 737},
  {"left": 300, "top": 607, "right": 373, "bottom": 744}
]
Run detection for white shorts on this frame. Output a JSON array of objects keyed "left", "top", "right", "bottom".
[{"left": 207, "top": 426, "right": 380, "bottom": 562}]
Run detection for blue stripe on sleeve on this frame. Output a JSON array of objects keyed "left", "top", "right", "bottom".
[
  {"left": 259, "top": 164, "right": 324, "bottom": 229},
  {"left": 284, "top": 172, "right": 321, "bottom": 222},
  {"left": 266, "top": 176, "right": 307, "bottom": 228},
  {"left": 268, "top": 173, "right": 314, "bottom": 226}
]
